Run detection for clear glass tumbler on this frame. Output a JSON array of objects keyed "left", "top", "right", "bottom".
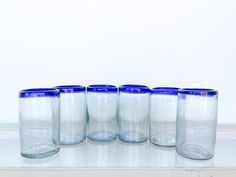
[
  {"left": 87, "top": 85, "right": 117, "bottom": 142},
  {"left": 55, "top": 85, "right": 86, "bottom": 145},
  {"left": 176, "top": 88, "right": 218, "bottom": 160},
  {"left": 19, "top": 88, "right": 60, "bottom": 158},
  {"left": 118, "top": 85, "right": 150, "bottom": 143},
  {"left": 150, "top": 87, "right": 179, "bottom": 147}
]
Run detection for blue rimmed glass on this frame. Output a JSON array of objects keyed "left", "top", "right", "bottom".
[
  {"left": 176, "top": 88, "right": 218, "bottom": 160},
  {"left": 118, "top": 85, "right": 150, "bottom": 143},
  {"left": 55, "top": 85, "right": 86, "bottom": 145},
  {"left": 19, "top": 88, "right": 60, "bottom": 158},
  {"left": 150, "top": 87, "right": 179, "bottom": 147},
  {"left": 87, "top": 85, "right": 118, "bottom": 142}
]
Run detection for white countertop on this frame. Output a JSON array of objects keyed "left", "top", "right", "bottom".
[{"left": 0, "top": 126, "right": 236, "bottom": 177}]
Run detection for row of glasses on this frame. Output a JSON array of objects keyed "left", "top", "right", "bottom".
[{"left": 19, "top": 85, "right": 218, "bottom": 160}]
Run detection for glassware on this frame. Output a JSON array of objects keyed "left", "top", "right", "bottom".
[
  {"left": 55, "top": 85, "right": 86, "bottom": 145},
  {"left": 87, "top": 85, "right": 118, "bottom": 142},
  {"left": 19, "top": 88, "right": 60, "bottom": 158},
  {"left": 150, "top": 87, "right": 179, "bottom": 147},
  {"left": 176, "top": 88, "right": 218, "bottom": 160},
  {"left": 118, "top": 85, "right": 150, "bottom": 143}
]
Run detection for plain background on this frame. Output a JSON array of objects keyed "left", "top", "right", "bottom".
[{"left": 0, "top": 0, "right": 235, "bottom": 124}]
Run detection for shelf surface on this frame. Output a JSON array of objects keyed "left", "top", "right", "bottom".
[
  {"left": 0, "top": 126, "right": 235, "bottom": 169},
  {"left": 0, "top": 126, "right": 236, "bottom": 176}
]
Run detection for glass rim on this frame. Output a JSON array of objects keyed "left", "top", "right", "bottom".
[
  {"left": 178, "top": 88, "right": 218, "bottom": 96},
  {"left": 19, "top": 88, "right": 60, "bottom": 98},
  {"left": 55, "top": 85, "right": 85, "bottom": 93},
  {"left": 151, "top": 87, "right": 179, "bottom": 95},
  {"left": 87, "top": 84, "right": 117, "bottom": 93},
  {"left": 119, "top": 84, "right": 150, "bottom": 94}
]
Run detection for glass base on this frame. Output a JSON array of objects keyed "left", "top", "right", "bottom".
[
  {"left": 119, "top": 131, "right": 147, "bottom": 143},
  {"left": 60, "top": 135, "right": 86, "bottom": 145},
  {"left": 176, "top": 144, "right": 214, "bottom": 160},
  {"left": 21, "top": 145, "right": 60, "bottom": 159},
  {"left": 87, "top": 131, "right": 116, "bottom": 142},
  {"left": 150, "top": 133, "right": 175, "bottom": 147}
]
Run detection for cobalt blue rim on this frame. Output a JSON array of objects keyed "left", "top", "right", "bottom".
[
  {"left": 87, "top": 85, "right": 117, "bottom": 93},
  {"left": 19, "top": 88, "right": 60, "bottom": 98},
  {"left": 55, "top": 85, "right": 85, "bottom": 93},
  {"left": 151, "top": 87, "right": 179, "bottom": 95},
  {"left": 119, "top": 85, "right": 150, "bottom": 94},
  {"left": 178, "top": 88, "right": 218, "bottom": 96}
]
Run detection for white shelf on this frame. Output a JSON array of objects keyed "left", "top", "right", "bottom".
[{"left": 0, "top": 125, "right": 236, "bottom": 177}]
